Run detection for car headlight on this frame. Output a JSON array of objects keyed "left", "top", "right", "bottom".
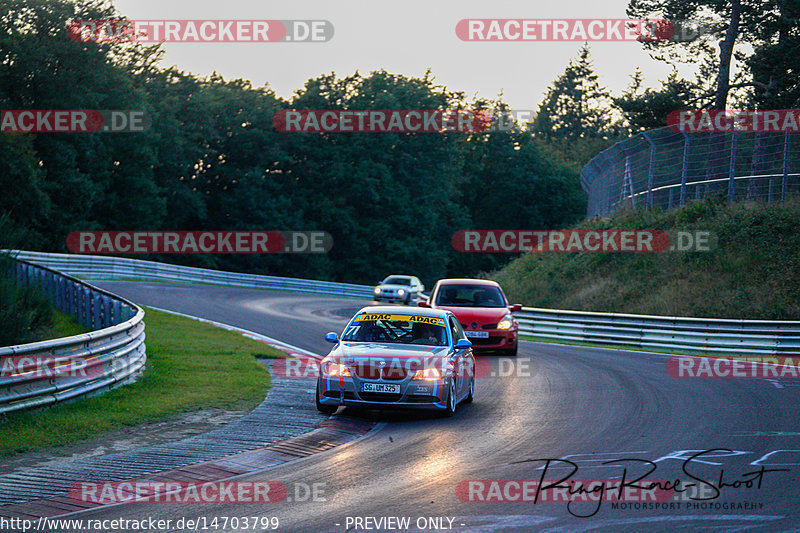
[
  {"left": 398, "top": 289, "right": 405, "bottom": 296},
  {"left": 497, "top": 314, "right": 514, "bottom": 330},
  {"left": 374, "top": 287, "right": 381, "bottom": 294},
  {"left": 323, "top": 362, "right": 351, "bottom": 377},
  {"left": 412, "top": 367, "right": 441, "bottom": 381}
]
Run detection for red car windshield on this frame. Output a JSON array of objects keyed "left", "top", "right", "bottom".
[{"left": 435, "top": 285, "right": 506, "bottom": 308}]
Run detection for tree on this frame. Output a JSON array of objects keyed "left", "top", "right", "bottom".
[
  {"left": 533, "top": 44, "right": 612, "bottom": 140},
  {"left": 613, "top": 68, "right": 698, "bottom": 132},
  {"left": 627, "top": 0, "right": 784, "bottom": 110}
]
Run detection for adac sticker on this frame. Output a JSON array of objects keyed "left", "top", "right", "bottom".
[{"left": 354, "top": 313, "right": 445, "bottom": 326}]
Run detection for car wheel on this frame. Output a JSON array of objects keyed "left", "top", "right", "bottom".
[
  {"left": 404, "top": 294, "right": 411, "bottom": 305},
  {"left": 444, "top": 378, "right": 457, "bottom": 417},
  {"left": 504, "top": 344, "right": 518, "bottom": 357},
  {"left": 464, "top": 377, "right": 474, "bottom": 404},
  {"left": 315, "top": 379, "right": 337, "bottom": 415}
]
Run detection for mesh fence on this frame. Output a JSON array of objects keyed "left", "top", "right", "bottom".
[{"left": 581, "top": 127, "right": 800, "bottom": 216}]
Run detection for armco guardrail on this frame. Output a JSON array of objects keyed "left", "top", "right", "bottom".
[
  {"left": 8, "top": 251, "right": 374, "bottom": 299},
  {"left": 515, "top": 307, "right": 800, "bottom": 356},
  {"left": 0, "top": 258, "right": 146, "bottom": 414},
  {"left": 10, "top": 251, "right": 800, "bottom": 357}
]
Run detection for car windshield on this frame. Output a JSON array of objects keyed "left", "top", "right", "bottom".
[
  {"left": 435, "top": 285, "right": 506, "bottom": 307},
  {"left": 341, "top": 313, "right": 447, "bottom": 346},
  {"left": 383, "top": 277, "right": 412, "bottom": 285}
]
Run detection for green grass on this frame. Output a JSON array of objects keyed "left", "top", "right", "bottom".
[
  {"left": 45, "top": 310, "right": 89, "bottom": 339},
  {"left": 0, "top": 307, "right": 282, "bottom": 458},
  {"left": 493, "top": 197, "right": 800, "bottom": 319}
]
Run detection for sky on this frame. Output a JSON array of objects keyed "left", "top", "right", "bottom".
[{"left": 111, "top": 0, "right": 695, "bottom": 111}]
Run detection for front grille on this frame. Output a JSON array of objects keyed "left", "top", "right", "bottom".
[
  {"left": 354, "top": 366, "right": 410, "bottom": 380},
  {"left": 354, "top": 366, "right": 382, "bottom": 379},
  {"left": 463, "top": 323, "right": 499, "bottom": 330},
  {"left": 359, "top": 392, "right": 402, "bottom": 402},
  {"left": 382, "top": 367, "right": 411, "bottom": 380}
]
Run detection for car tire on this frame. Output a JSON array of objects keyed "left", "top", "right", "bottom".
[
  {"left": 315, "top": 379, "right": 338, "bottom": 415},
  {"left": 504, "top": 344, "right": 518, "bottom": 357},
  {"left": 464, "top": 377, "right": 474, "bottom": 404},
  {"left": 444, "top": 378, "right": 457, "bottom": 417},
  {"left": 404, "top": 294, "right": 411, "bottom": 305}
]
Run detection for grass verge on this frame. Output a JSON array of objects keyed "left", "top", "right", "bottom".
[
  {"left": 494, "top": 197, "right": 800, "bottom": 319},
  {"left": 0, "top": 307, "right": 281, "bottom": 458}
]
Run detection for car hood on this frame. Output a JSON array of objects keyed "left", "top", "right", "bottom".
[
  {"left": 376, "top": 284, "right": 412, "bottom": 291},
  {"left": 434, "top": 306, "right": 510, "bottom": 324}
]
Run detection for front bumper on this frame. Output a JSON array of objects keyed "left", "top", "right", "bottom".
[
  {"left": 463, "top": 328, "right": 517, "bottom": 350},
  {"left": 318, "top": 376, "right": 449, "bottom": 411},
  {"left": 374, "top": 293, "right": 411, "bottom": 302}
]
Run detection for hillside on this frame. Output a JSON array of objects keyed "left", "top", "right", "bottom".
[{"left": 492, "top": 198, "right": 800, "bottom": 320}]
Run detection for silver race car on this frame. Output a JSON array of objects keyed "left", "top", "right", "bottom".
[{"left": 316, "top": 306, "right": 475, "bottom": 416}]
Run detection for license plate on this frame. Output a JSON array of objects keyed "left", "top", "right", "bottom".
[
  {"left": 361, "top": 383, "right": 400, "bottom": 394},
  {"left": 465, "top": 331, "right": 489, "bottom": 338}
]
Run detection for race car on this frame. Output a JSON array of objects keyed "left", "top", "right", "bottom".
[
  {"left": 373, "top": 275, "right": 425, "bottom": 304},
  {"left": 420, "top": 278, "right": 522, "bottom": 356},
  {"left": 316, "top": 306, "right": 475, "bottom": 416}
]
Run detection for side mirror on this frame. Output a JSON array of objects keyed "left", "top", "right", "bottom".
[
  {"left": 324, "top": 332, "right": 339, "bottom": 343},
  {"left": 510, "top": 304, "right": 523, "bottom": 312},
  {"left": 455, "top": 339, "right": 472, "bottom": 350},
  {"left": 417, "top": 301, "right": 430, "bottom": 308}
]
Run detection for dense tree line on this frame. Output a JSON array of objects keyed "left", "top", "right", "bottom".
[
  {"left": 1, "top": 0, "right": 796, "bottom": 286},
  {"left": 0, "top": 0, "right": 588, "bottom": 286}
]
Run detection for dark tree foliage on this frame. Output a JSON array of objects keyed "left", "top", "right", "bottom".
[{"left": 0, "top": 0, "right": 584, "bottom": 286}]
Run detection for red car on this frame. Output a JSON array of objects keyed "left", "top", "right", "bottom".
[{"left": 420, "top": 278, "right": 522, "bottom": 356}]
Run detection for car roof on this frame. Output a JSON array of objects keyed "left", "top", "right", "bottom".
[
  {"left": 436, "top": 278, "right": 501, "bottom": 287},
  {"left": 383, "top": 274, "right": 414, "bottom": 279},
  {"left": 353, "top": 305, "right": 450, "bottom": 319}
]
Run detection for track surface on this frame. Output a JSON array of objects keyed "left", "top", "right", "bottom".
[{"left": 54, "top": 282, "right": 800, "bottom": 531}]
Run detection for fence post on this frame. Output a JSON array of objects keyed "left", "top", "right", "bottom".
[
  {"left": 680, "top": 133, "right": 690, "bottom": 206},
  {"left": 643, "top": 132, "right": 656, "bottom": 208},
  {"left": 783, "top": 131, "right": 790, "bottom": 201},
  {"left": 728, "top": 131, "right": 738, "bottom": 202}
]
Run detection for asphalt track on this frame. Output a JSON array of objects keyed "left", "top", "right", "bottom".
[{"left": 51, "top": 282, "right": 800, "bottom": 531}]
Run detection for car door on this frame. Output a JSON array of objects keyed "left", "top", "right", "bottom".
[{"left": 448, "top": 315, "right": 470, "bottom": 396}]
